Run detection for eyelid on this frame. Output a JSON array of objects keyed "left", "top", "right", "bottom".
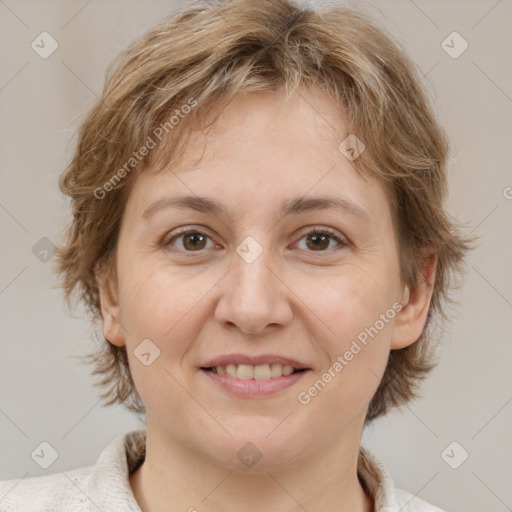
[
  {"left": 160, "top": 225, "right": 215, "bottom": 248},
  {"left": 294, "top": 225, "right": 348, "bottom": 244}
]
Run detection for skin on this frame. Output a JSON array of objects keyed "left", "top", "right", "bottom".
[{"left": 97, "top": 85, "right": 436, "bottom": 512}]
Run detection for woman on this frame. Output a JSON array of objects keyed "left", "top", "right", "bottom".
[{"left": 0, "top": 0, "right": 472, "bottom": 510}]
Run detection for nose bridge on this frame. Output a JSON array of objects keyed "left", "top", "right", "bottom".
[
  {"left": 234, "top": 242, "right": 275, "bottom": 300},
  {"left": 215, "top": 234, "right": 290, "bottom": 334}
]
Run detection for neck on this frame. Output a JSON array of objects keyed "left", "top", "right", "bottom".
[{"left": 130, "top": 417, "right": 374, "bottom": 512}]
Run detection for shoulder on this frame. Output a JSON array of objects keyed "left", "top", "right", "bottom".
[
  {"left": 0, "top": 465, "right": 93, "bottom": 512},
  {"left": 0, "top": 429, "right": 145, "bottom": 512},
  {"left": 393, "top": 487, "right": 447, "bottom": 512},
  {"left": 357, "top": 444, "right": 448, "bottom": 512}
]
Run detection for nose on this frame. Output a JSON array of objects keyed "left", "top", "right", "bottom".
[{"left": 214, "top": 245, "right": 293, "bottom": 336}]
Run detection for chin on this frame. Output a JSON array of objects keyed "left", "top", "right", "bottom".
[{"left": 198, "top": 426, "right": 304, "bottom": 473}]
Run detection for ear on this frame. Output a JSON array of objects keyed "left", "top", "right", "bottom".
[
  {"left": 95, "top": 258, "right": 126, "bottom": 348},
  {"left": 391, "top": 252, "right": 437, "bottom": 350}
]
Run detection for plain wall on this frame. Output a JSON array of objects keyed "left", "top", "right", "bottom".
[{"left": 1, "top": 1, "right": 511, "bottom": 511}]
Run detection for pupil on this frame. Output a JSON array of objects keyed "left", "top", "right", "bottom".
[
  {"left": 185, "top": 233, "right": 205, "bottom": 250},
  {"left": 308, "top": 233, "right": 329, "bottom": 250}
]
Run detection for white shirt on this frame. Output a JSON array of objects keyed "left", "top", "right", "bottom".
[{"left": 0, "top": 429, "right": 446, "bottom": 511}]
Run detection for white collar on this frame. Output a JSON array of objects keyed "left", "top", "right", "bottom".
[{"left": 88, "top": 429, "right": 402, "bottom": 511}]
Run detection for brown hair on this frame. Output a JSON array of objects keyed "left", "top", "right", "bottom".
[{"left": 54, "top": 0, "right": 473, "bottom": 423}]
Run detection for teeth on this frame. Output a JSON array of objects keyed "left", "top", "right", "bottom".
[
  {"left": 212, "top": 363, "right": 298, "bottom": 380},
  {"left": 254, "top": 364, "right": 270, "bottom": 380},
  {"left": 225, "top": 364, "right": 237, "bottom": 378}
]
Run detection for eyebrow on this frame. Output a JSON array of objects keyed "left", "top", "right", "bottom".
[{"left": 142, "top": 194, "right": 370, "bottom": 222}]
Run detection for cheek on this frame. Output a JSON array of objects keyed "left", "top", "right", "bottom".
[
  {"left": 116, "top": 266, "right": 208, "bottom": 410},
  {"left": 118, "top": 266, "right": 203, "bottom": 343},
  {"left": 303, "top": 265, "right": 398, "bottom": 401},
  {"left": 298, "top": 300, "right": 394, "bottom": 436},
  {"left": 116, "top": 262, "right": 224, "bottom": 396},
  {"left": 317, "top": 262, "right": 399, "bottom": 341}
]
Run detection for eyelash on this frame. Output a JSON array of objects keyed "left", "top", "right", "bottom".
[{"left": 160, "top": 226, "right": 348, "bottom": 255}]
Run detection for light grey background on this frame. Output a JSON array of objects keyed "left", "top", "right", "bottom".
[{"left": 1, "top": 1, "right": 511, "bottom": 511}]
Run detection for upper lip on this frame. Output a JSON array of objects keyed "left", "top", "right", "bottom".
[{"left": 201, "top": 354, "right": 311, "bottom": 370}]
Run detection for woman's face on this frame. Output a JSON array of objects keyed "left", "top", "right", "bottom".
[{"left": 99, "top": 86, "right": 427, "bottom": 471}]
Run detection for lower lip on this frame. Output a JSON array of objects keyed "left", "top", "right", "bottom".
[{"left": 200, "top": 368, "right": 310, "bottom": 397}]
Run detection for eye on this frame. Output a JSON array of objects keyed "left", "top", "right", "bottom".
[
  {"left": 294, "top": 226, "right": 348, "bottom": 252},
  {"left": 162, "top": 227, "right": 216, "bottom": 252},
  {"left": 161, "top": 226, "right": 348, "bottom": 254}
]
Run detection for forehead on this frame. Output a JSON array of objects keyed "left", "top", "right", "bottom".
[{"left": 125, "top": 86, "right": 390, "bottom": 226}]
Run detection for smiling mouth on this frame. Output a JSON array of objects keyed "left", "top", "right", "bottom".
[{"left": 201, "top": 363, "right": 307, "bottom": 380}]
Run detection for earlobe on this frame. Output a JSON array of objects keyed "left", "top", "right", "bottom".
[
  {"left": 390, "top": 254, "right": 437, "bottom": 350},
  {"left": 95, "top": 259, "right": 126, "bottom": 348}
]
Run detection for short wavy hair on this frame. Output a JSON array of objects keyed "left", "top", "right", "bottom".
[{"left": 54, "top": 0, "right": 473, "bottom": 423}]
